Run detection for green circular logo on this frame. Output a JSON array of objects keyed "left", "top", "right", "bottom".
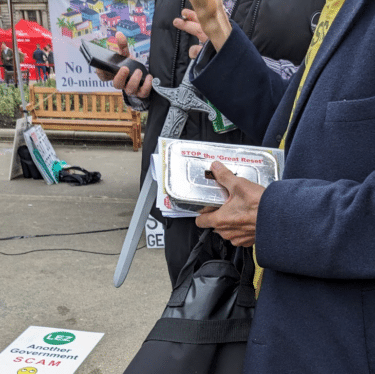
[{"left": 43, "top": 331, "right": 76, "bottom": 345}]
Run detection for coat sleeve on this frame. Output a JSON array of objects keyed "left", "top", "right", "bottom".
[
  {"left": 256, "top": 174, "right": 375, "bottom": 279},
  {"left": 122, "top": 90, "right": 150, "bottom": 112},
  {"left": 191, "top": 21, "right": 289, "bottom": 145}
]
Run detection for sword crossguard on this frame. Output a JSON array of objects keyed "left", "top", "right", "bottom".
[{"left": 152, "top": 60, "right": 217, "bottom": 122}]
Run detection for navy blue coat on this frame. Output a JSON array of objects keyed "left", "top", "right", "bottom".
[{"left": 192, "top": 0, "right": 375, "bottom": 372}]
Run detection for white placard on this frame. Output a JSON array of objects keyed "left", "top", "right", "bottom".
[
  {"left": 145, "top": 215, "right": 165, "bottom": 248},
  {"left": 0, "top": 326, "right": 104, "bottom": 373},
  {"left": 23, "top": 125, "right": 62, "bottom": 185}
]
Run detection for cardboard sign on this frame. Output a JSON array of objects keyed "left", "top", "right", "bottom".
[
  {"left": 23, "top": 125, "right": 66, "bottom": 185},
  {"left": 145, "top": 216, "right": 165, "bottom": 248},
  {"left": 0, "top": 326, "right": 104, "bottom": 373},
  {"left": 9, "top": 117, "right": 31, "bottom": 181}
]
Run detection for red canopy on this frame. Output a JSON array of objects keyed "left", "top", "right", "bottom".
[
  {"left": 1, "top": 19, "right": 52, "bottom": 81},
  {"left": 27, "top": 21, "right": 52, "bottom": 40},
  {"left": 0, "top": 28, "right": 7, "bottom": 39}
]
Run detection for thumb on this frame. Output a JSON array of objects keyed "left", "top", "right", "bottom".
[
  {"left": 189, "top": 45, "right": 203, "bottom": 59},
  {"left": 115, "top": 32, "right": 130, "bottom": 57},
  {"left": 210, "top": 161, "right": 237, "bottom": 194}
]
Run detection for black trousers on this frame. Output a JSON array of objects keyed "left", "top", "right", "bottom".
[{"left": 4, "top": 66, "right": 13, "bottom": 84}]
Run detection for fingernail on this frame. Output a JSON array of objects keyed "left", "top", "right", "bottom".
[{"left": 211, "top": 161, "right": 222, "bottom": 170}]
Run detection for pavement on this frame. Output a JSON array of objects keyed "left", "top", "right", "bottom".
[{"left": 0, "top": 137, "right": 171, "bottom": 373}]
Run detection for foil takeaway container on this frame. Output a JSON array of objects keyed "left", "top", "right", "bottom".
[{"left": 164, "top": 140, "right": 284, "bottom": 212}]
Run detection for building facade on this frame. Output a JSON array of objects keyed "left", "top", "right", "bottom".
[{"left": 0, "top": 0, "right": 50, "bottom": 30}]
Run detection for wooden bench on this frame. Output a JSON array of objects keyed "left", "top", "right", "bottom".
[{"left": 26, "top": 85, "right": 142, "bottom": 151}]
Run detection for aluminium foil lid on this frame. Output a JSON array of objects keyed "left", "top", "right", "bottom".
[{"left": 165, "top": 140, "right": 281, "bottom": 209}]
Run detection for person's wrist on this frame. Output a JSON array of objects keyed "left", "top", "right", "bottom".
[{"left": 200, "top": 10, "right": 231, "bottom": 51}]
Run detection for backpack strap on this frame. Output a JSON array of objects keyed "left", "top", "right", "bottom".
[
  {"left": 168, "top": 228, "right": 212, "bottom": 307},
  {"left": 168, "top": 229, "right": 256, "bottom": 308},
  {"left": 146, "top": 316, "right": 253, "bottom": 344},
  {"left": 59, "top": 166, "right": 101, "bottom": 186}
]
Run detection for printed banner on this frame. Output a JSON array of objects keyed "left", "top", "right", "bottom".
[
  {"left": 48, "top": 0, "right": 154, "bottom": 92},
  {"left": 0, "top": 326, "right": 104, "bottom": 373}
]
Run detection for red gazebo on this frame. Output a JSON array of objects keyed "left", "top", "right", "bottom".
[{"left": 1, "top": 19, "right": 52, "bottom": 81}]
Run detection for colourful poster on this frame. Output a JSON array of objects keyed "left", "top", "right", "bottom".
[{"left": 48, "top": 0, "right": 154, "bottom": 92}]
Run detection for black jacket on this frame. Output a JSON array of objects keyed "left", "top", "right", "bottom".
[
  {"left": 33, "top": 48, "right": 47, "bottom": 65},
  {"left": 142, "top": 0, "right": 325, "bottom": 222},
  {"left": 47, "top": 51, "right": 54, "bottom": 65},
  {"left": 1, "top": 47, "right": 13, "bottom": 69}
]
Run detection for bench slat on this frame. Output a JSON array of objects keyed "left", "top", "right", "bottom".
[
  {"left": 65, "top": 94, "right": 71, "bottom": 112},
  {"left": 74, "top": 95, "right": 79, "bottom": 112},
  {"left": 101, "top": 95, "right": 106, "bottom": 113},
  {"left": 56, "top": 93, "right": 62, "bottom": 112},
  {"left": 92, "top": 94, "right": 97, "bottom": 114},
  {"left": 82, "top": 95, "right": 88, "bottom": 113},
  {"left": 32, "top": 118, "right": 138, "bottom": 135},
  {"left": 33, "top": 118, "right": 134, "bottom": 127},
  {"left": 31, "top": 110, "right": 133, "bottom": 120},
  {"left": 48, "top": 94, "right": 53, "bottom": 112},
  {"left": 109, "top": 95, "right": 115, "bottom": 114}
]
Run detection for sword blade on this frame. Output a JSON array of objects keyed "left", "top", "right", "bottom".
[
  {"left": 113, "top": 108, "right": 188, "bottom": 287},
  {"left": 113, "top": 167, "right": 157, "bottom": 287}
]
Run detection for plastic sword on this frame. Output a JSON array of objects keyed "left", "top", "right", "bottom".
[{"left": 113, "top": 60, "right": 217, "bottom": 287}]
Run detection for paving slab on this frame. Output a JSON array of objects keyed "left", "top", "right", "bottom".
[{"left": 0, "top": 141, "right": 171, "bottom": 373}]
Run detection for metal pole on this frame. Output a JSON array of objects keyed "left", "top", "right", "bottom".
[
  {"left": 7, "top": 0, "right": 29, "bottom": 125},
  {"left": 8, "top": 0, "right": 17, "bottom": 86}
]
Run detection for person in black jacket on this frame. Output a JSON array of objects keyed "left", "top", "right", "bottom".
[
  {"left": 33, "top": 44, "right": 47, "bottom": 82},
  {"left": 44, "top": 44, "right": 54, "bottom": 75},
  {"left": 1, "top": 42, "right": 13, "bottom": 85},
  {"left": 98, "top": 0, "right": 325, "bottom": 288}
]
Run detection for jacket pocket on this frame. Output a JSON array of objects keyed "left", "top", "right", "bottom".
[
  {"left": 326, "top": 96, "right": 375, "bottom": 123},
  {"left": 322, "top": 96, "right": 375, "bottom": 181},
  {"left": 362, "top": 288, "right": 375, "bottom": 373}
]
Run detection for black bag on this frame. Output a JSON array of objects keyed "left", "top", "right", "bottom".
[
  {"left": 58, "top": 166, "right": 101, "bottom": 186},
  {"left": 124, "top": 229, "right": 255, "bottom": 374},
  {"left": 17, "top": 145, "right": 43, "bottom": 180}
]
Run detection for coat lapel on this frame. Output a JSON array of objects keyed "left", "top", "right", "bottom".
[{"left": 285, "top": 0, "right": 366, "bottom": 147}]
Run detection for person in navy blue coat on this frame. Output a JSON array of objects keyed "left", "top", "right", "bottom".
[
  {"left": 178, "top": 0, "right": 375, "bottom": 372},
  {"left": 33, "top": 44, "right": 47, "bottom": 82}
]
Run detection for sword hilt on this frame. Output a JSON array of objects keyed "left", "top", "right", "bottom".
[
  {"left": 160, "top": 107, "right": 189, "bottom": 138},
  {"left": 152, "top": 60, "right": 217, "bottom": 125}
]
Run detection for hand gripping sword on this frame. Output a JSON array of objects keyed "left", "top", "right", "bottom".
[{"left": 114, "top": 60, "right": 217, "bottom": 287}]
